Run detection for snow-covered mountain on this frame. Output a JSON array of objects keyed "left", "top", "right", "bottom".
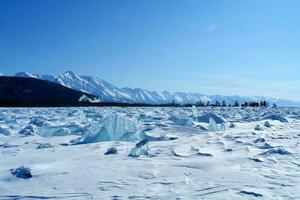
[
  {"left": 15, "top": 72, "right": 57, "bottom": 82},
  {"left": 16, "top": 71, "right": 132, "bottom": 103},
  {"left": 55, "top": 71, "right": 132, "bottom": 102},
  {"left": 15, "top": 72, "right": 38, "bottom": 79},
  {"left": 14, "top": 71, "right": 300, "bottom": 106}
]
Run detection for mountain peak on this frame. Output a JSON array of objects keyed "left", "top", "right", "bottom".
[
  {"left": 59, "top": 71, "right": 82, "bottom": 81},
  {"left": 61, "top": 71, "right": 78, "bottom": 77},
  {"left": 63, "top": 70, "right": 76, "bottom": 75}
]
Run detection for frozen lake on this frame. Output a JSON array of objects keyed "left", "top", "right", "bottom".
[{"left": 0, "top": 107, "right": 299, "bottom": 199}]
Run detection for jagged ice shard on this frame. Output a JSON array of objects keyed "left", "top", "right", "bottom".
[
  {"left": 192, "top": 105, "right": 198, "bottom": 119},
  {"left": 208, "top": 117, "right": 219, "bottom": 132},
  {"left": 128, "top": 139, "right": 149, "bottom": 157},
  {"left": 73, "top": 114, "right": 145, "bottom": 144}
]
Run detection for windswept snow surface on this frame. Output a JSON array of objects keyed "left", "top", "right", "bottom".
[{"left": 0, "top": 107, "right": 299, "bottom": 199}]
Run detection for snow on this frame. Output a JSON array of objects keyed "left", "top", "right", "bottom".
[
  {"left": 79, "top": 95, "right": 101, "bottom": 103},
  {"left": 0, "top": 107, "right": 300, "bottom": 199}
]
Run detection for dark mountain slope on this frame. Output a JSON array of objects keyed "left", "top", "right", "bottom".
[{"left": 0, "top": 76, "right": 100, "bottom": 107}]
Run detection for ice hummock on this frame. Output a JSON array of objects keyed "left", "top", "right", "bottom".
[
  {"left": 260, "top": 147, "right": 292, "bottom": 156},
  {"left": 0, "top": 125, "right": 10, "bottom": 136},
  {"left": 72, "top": 114, "right": 145, "bottom": 144},
  {"left": 208, "top": 118, "right": 219, "bottom": 132},
  {"left": 264, "top": 121, "right": 271, "bottom": 128},
  {"left": 168, "top": 116, "right": 192, "bottom": 126},
  {"left": 208, "top": 117, "right": 226, "bottom": 132},
  {"left": 262, "top": 114, "right": 288, "bottom": 123},
  {"left": 254, "top": 124, "right": 263, "bottom": 131},
  {"left": 35, "top": 122, "right": 84, "bottom": 137},
  {"left": 37, "top": 126, "right": 71, "bottom": 137},
  {"left": 19, "top": 125, "right": 35, "bottom": 136},
  {"left": 29, "top": 117, "right": 51, "bottom": 127},
  {"left": 229, "top": 122, "right": 236, "bottom": 128},
  {"left": 104, "top": 147, "right": 118, "bottom": 155},
  {"left": 10, "top": 166, "right": 32, "bottom": 179},
  {"left": 36, "top": 143, "right": 54, "bottom": 149},
  {"left": 195, "top": 112, "right": 226, "bottom": 124},
  {"left": 128, "top": 139, "right": 149, "bottom": 157},
  {"left": 192, "top": 105, "right": 198, "bottom": 119}
]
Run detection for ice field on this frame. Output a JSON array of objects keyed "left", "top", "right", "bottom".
[{"left": 0, "top": 107, "right": 299, "bottom": 199}]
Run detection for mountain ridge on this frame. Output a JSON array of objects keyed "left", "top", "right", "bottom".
[{"left": 13, "top": 71, "right": 300, "bottom": 107}]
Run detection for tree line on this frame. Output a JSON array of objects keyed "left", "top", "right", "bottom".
[{"left": 179, "top": 100, "right": 276, "bottom": 107}]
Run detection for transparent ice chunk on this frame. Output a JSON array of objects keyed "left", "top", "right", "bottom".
[
  {"left": 168, "top": 116, "right": 192, "bottom": 126},
  {"left": 192, "top": 105, "right": 198, "bottom": 119},
  {"left": 262, "top": 114, "right": 288, "bottom": 123},
  {"left": 37, "top": 126, "right": 71, "bottom": 137},
  {"left": 0, "top": 125, "right": 10, "bottom": 136},
  {"left": 19, "top": 125, "right": 34, "bottom": 136},
  {"left": 73, "top": 114, "right": 145, "bottom": 144},
  {"left": 220, "top": 123, "right": 226, "bottom": 131},
  {"left": 196, "top": 113, "right": 226, "bottom": 124},
  {"left": 208, "top": 117, "right": 219, "bottom": 132},
  {"left": 128, "top": 139, "right": 149, "bottom": 157}
]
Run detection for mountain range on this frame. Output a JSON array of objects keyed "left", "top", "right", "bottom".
[{"left": 13, "top": 71, "right": 300, "bottom": 107}]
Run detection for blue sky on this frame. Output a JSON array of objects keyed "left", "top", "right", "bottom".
[{"left": 1, "top": 0, "right": 300, "bottom": 100}]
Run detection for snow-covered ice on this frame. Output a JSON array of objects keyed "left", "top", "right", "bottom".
[{"left": 0, "top": 107, "right": 299, "bottom": 199}]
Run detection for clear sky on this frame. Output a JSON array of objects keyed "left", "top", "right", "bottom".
[{"left": 1, "top": 0, "right": 300, "bottom": 100}]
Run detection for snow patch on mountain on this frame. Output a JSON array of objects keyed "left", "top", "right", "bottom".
[{"left": 15, "top": 72, "right": 38, "bottom": 79}]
